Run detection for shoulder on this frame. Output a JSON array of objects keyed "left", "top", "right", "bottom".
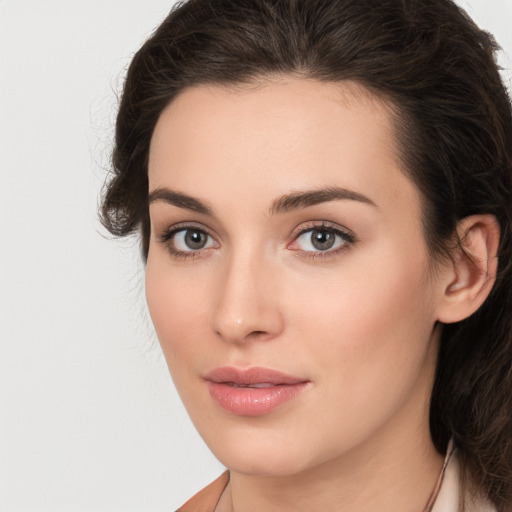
[{"left": 176, "top": 471, "right": 230, "bottom": 512}]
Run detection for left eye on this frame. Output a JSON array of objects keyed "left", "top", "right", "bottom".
[
  {"left": 294, "top": 227, "right": 350, "bottom": 252},
  {"left": 172, "top": 229, "right": 216, "bottom": 252}
]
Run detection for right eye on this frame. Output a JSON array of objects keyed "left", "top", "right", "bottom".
[
  {"left": 173, "top": 229, "right": 215, "bottom": 251},
  {"left": 159, "top": 227, "right": 218, "bottom": 257}
]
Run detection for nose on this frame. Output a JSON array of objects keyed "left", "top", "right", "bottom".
[{"left": 210, "top": 251, "right": 284, "bottom": 344}]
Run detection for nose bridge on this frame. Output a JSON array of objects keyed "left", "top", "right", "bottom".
[{"left": 211, "top": 242, "right": 283, "bottom": 343}]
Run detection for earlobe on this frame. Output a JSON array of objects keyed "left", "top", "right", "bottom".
[{"left": 436, "top": 214, "right": 500, "bottom": 324}]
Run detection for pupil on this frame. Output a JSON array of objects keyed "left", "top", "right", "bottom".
[
  {"left": 311, "top": 230, "right": 335, "bottom": 250},
  {"left": 185, "top": 230, "right": 207, "bottom": 249}
]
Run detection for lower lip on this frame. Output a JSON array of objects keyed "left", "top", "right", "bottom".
[{"left": 207, "top": 381, "right": 309, "bottom": 416}]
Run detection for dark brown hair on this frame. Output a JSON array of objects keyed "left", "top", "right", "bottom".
[{"left": 101, "top": 0, "right": 512, "bottom": 509}]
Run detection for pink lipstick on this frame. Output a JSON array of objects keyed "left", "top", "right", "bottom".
[{"left": 205, "top": 366, "right": 309, "bottom": 416}]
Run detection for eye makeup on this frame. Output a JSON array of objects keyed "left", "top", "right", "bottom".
[
  {"left": 155, "top": 218, "right": 357, "bottom": 262},
  {"left": 157, "top": 222, "right": 219, "bottom": 260},
  {"left": 287, "top": 221, "right": 357, "bottom": 261}
]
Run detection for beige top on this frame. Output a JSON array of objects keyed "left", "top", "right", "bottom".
[{"left": 177, "top": 448, "right": 496, "bottom": 512}]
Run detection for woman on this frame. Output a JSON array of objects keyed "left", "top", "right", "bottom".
[{"left": 101, "top": 0, "right": 512, "bottom": 510}]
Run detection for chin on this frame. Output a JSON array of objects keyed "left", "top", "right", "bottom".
[
  {"left": 200, "top": 422, "right": 321, "bottom": 477},
  {"left": 216, "top": 447, "right": 310, "bottom": 477}
]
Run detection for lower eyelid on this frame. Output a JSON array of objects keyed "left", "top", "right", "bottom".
[{"left": 292, "top": 238, "right": 354, "bottom": 260}]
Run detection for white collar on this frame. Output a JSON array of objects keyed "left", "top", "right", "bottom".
[{"left": 432, "top": 445, "right": 496, "bottom": 512}]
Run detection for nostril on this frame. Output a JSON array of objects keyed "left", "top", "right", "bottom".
[{"left": 246, "top": 330, "right": 270, "bottom": 340}]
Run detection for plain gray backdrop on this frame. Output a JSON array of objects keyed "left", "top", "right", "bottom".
[{"left": 1, "top": 1, "right": 510, "bottom": 510}]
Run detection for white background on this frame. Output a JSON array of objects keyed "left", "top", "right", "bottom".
[{"left": 0, "top": 1, "right": 510, "bottom": 510}]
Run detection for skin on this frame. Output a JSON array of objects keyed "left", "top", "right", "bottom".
[{"left": 145, "top": 78, "right": 495, "bottom": 512}]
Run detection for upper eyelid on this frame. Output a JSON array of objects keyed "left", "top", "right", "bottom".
[
  {"left": 292, "top": 221, "right": 355, "bottom": 238},
  {"left": 157, "top": 221, "right": 217, "bottom": 239}
]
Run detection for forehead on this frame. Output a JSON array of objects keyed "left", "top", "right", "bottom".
[
  {"left": 148, "top": 77, "right": 417, "bottom": 217},
  {"left": 149, "top": 78, "right": 397, "bottom": 165}
]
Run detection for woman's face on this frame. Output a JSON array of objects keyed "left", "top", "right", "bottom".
[{"left": 146, "top": 78, "right": 445, "bottom": 476}]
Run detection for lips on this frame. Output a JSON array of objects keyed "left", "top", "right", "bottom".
[{"left": 205, "top": 366, "right": 310, "bottom": 416}]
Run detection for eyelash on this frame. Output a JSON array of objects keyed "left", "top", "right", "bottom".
[
  {"left": 158, "top": 222, "right": 217, "bottom": 260},
  {"left": 290, "top": 222, "right": 356, "bottom": 260},
  {"left": 157, "top": 221, "right": 356, "bottom": 261}
]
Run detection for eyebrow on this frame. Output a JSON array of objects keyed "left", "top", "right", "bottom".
[
  {"left": 148, "top": 188, "right": 213, "bottom": 215},
  {"left": 269, "top": 186, "right": 377, "bottom": 214},
  {"left": 147, "top": 185, "right": 377, "bottom": 216}
]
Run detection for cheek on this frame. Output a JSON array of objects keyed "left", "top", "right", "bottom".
[
  {"left": 144, "top": 257, "right": 208, "bottom": 374},
  {"left": 290, "top": 241, "right": 435, "bottom": 345},
  {"left": 287, "top": 243, "right": 437, "bottom": 428}
]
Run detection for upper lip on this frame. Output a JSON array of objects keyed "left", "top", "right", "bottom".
[{"left": 205, "top": 366, "right": 308, "bottom": 386}]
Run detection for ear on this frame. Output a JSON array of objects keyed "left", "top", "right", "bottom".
[{"left": 436, "top": 214, "right": 500, "bottom": 324}]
